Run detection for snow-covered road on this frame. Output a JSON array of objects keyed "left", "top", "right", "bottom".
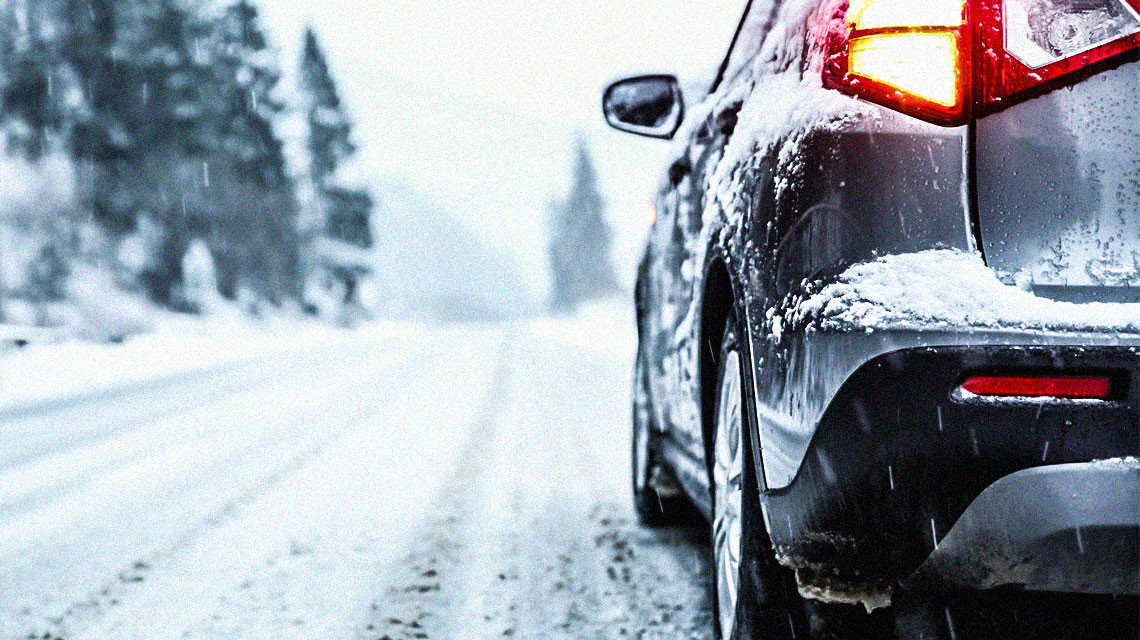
[{"left": 1, "top": 308, "right": 713, "bottom": 640}]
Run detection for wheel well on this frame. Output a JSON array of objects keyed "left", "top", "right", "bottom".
[{"left": 700, "top": 258, "right": 735, "bottom": 476}]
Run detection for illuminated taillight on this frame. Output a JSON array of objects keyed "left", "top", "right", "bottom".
[
  {"left": 959, "top": 375, "right": 1114, "bottom": 399},
  {"left": 849, "top": 32, "right": 963, "bottom": 108},
  {"left": 817, "top": 0, "right": 1140, "bottom": 125},
  {"left": 823, "top": 0, "right": 970, "bottom": 124}
]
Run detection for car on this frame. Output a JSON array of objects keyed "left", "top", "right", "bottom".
[{"left": 603, "top": 0, "right": 1140, "bottom": 638}]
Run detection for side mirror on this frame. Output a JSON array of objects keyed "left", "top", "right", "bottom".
[{"left": 603, "top": 75, "right": 684, "bottom": 140}]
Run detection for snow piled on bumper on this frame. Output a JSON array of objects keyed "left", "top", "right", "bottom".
[{"left": 784, "top": 250, "right": 1140, "bottom": 334}]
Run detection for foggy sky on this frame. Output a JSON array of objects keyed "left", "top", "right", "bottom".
[{"left": 259, "top": 0, "right": 746, "bottom": 296}]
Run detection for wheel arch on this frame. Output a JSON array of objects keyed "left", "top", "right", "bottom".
[{"left": 699, "top": 254, "right": 738, "bottom": 480}]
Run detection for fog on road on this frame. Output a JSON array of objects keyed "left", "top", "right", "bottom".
[{"left": 1, "top": 308, "right": 713, "bottom": 640}]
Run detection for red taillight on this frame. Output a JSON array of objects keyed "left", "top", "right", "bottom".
[
  {"left": 819, "top": 0, "right": 972, "bottom": 124},
  {"left": 817, "top": 0, "right": 1140, "bottom": 125},
  {"left": 960, "top": 375, "right": 1113, "bottom": 399}
]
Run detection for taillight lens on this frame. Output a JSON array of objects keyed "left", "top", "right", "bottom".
[
  {"left": 818, "top": 0, "right": 1140, "bottom": 125},
  {"left": 849, "top": 32, "right": 963, "bottom": 107},
  {"left": 1003, "top": 0, "right": 1140, "bottom": 67},
  {"left": 979, "top": 0, "right": 1140, "bottom": 110},
  {"left": 823, "top": 0, "right": 970, "bottom": 124}
]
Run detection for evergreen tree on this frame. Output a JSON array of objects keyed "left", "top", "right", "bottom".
[
  {"left": 80, "top": 0, "right": 299, "bottom": 304},
  {"left": 295, "top": 27, "right": 371, "bottom": 249},
  {"left": 548, "top": 141, "right": 619, "bottom": 312},
  {"left": 299, "top": 28, "right": 352, "bottom": 187},
  {"left": 0, "top": 0, "right": 306, "bottom": 309},
  {"left": 59, "top": 0, "right": 118, "bottom": 167},
  {"left": 67, "top": 0, "right": 221, "bottom": 300},
  {"left": 0, "top": 0, "right": 78, "bottom": 159},
  {"left": 213, "top": 0, "right": 288, "bottom": 188},
  {"left": 202, "top": 0, "right": 300, "bottom": 301}
]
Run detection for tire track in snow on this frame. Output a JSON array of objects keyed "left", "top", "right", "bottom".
[
  {"left": 358, "top": 329, "right": 517, "bottom": 639},
  {"left": 361, "top": 325, "right": 714, "bottom": 640}
]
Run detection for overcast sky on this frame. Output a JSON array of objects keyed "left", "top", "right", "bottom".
[{"left": 258, "top": 0, "right": 746, "bottom": 295}]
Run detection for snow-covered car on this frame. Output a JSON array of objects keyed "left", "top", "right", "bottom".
[{"left": 604, "top": 0, "right": 1140, "bottom": 637}]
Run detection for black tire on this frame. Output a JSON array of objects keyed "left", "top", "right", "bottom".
[
  {"left": 714, "top": 316, "right": 891, "bottom": 640},
  {"left": 632, "top": 350, "right": 692, "bottom": 526},
  {"left": 712, "top": 316, "right": 799, "bottom": 640}
]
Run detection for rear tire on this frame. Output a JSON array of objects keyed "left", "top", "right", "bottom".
[
  {"left": 712, "top": 316, "right": 891, "bottom": 640},
  {"left": 712, "top": 317, "right": 800, "bottom": 640},
  {"left": 632, "top": 351, "right": 691, "bottom": 526}
]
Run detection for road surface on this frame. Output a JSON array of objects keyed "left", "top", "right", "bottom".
[{"left": 0, "top": 311, "right": 714, "bottom": 640}]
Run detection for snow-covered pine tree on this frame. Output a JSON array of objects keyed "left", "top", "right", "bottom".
[
  {"left": 295, "top": 27, "right": 371, "bottom": 249},
  {"left": 0, "top": 0, "right": 305, "bottom": 308},
  {"left": 299, "top": 28, "right": 351, "bottom": 188},
  {"left": 201, "top": 0, "right": 299, "bottom": 303},
  {"left": 548, "top": 141, "right": 619, "bottom": 312},
  {"left": 0, "top": 0, "right": 78, "bottom": 159},
  {"left": 75, "top": 0, "right": 300, "bottom": 305},
  {"left": 59, "top": 0, "right": 117, "bottom": 164},
  {"left": 65, "top": 0, "right": 219, "bottom": 301}
]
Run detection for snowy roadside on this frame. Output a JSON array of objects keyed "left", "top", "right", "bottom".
[
  {"left": 527, "top": 297, "right": 638, "bottom": 356},
  {"left": 0, "top": 296, "right": 700, "bottom": 640},
  {"left": 364, "top": 297, "right": 715, "bottom": 640},
  {"left": 0, "top": 312, "right": 415, "bottom": 416}
]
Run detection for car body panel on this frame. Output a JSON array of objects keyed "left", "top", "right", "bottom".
[
  {"left": 908, "top": 459, "right": 1140, "bottom": 595},
  {"left": 642, "top": 113, "right": 725, "bottom": 459},
  {"left": 740, "top": 113, "right": 975, "bottom": 489},
  {"left": 759, "top": 343, "right": 1138, "bottom": 599},
  {"left": 750, "top": 328, "right": 1140, "bottom": 492},
  {"left": 976, "top": 60, "right": 1140, "bottom": 300}
]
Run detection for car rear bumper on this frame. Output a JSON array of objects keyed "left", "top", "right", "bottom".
[
  {"left": 906, "top": 460, "right": 1139, "bottom": 595},
  {"left": 758, "top": 343, "right": 1139, "bottom": 601}
]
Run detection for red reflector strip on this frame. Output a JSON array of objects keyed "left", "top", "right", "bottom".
[{"left": 960, "top": 375, "right": 1112, "bottom": 399}]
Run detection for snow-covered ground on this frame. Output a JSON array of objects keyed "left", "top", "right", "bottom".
[
  {"left": 0, "top": 299, "right": 715, "bottom": 640},
  {"left": 0, "top": 315, "right": 381, "bottom": 415}
]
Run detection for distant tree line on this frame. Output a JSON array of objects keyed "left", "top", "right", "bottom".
[{"left": 0, "top": 0, "right": 371, "bottom": 311}]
